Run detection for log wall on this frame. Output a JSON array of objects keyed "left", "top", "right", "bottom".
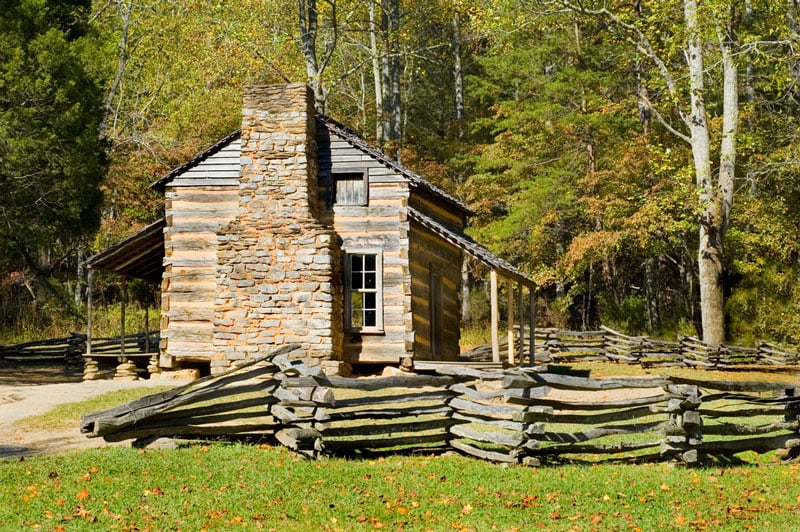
[{"left": 161, "top": 185, "right": 238, "bottom": 367}]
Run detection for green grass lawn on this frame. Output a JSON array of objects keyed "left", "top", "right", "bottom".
[
  {"left": 2, "top": 443, "right": 799, "bottom": 531},
  {"left": 2, "top": 363, "right": 799, "bottom": 531}
]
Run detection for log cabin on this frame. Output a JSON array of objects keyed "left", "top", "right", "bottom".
[{"left": 87, "top": 84, "right": 534, "bottom": 376}]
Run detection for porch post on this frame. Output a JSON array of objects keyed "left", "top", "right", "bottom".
[
  {"left": 490, "top": 269, "right": 500, "bottom": 363},
  {"left": 517, "top": 282, "right": 524, "bottom": 366},
  {"left": 86, "top": 269, "right": 93, "bottom": 357},
  {"left": 529, "top": 286, "right": 536, "bottom": 365},
  {"left": 120, "top": 276, "right": 127, "bottom": 357},
  {"left": 507, "top": 279, "right": 514, "bottom": 365}
]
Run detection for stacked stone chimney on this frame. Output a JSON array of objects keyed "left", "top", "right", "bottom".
[{"left": 212, "top": 84, "right": 342, "bottom": 372}]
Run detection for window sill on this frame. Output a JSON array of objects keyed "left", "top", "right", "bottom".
[{"left": 345, "top": 329, "right": 385, "bottom": 336}]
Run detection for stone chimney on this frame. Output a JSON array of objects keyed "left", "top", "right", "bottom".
[{"left": 212, "top": 84, "right": 342, "bottom": 372}]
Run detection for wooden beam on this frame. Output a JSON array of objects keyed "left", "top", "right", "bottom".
[
  {"left": 507, "top": 279, "right": 514, "bottom": 365},
  {"left": 490, "top": 270, "right": 500, "bottom": 363}
]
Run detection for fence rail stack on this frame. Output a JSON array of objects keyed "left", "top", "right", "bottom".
[{"left": 82, "top": 346, "right": 800, "bottom": 466}]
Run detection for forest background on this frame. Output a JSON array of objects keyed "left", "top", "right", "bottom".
[{"left": 2, "top": 0, "right": 800, "bottom": 348}]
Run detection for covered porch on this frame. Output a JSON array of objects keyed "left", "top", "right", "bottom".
[{"left": 83, "top": 219, "right": 165, "bottom": 380}]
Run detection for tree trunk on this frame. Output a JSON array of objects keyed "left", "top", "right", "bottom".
[
  {"left": 685, "top": 0, "right": 730, "bottom": 346},
  {"left": 453, "top": 13, "right": 465, "bottom": 132},
  {"left": 298, "top": 0, "right": 326, "bottom": 111},
  {"left": 368, "top": 1, "right": 385, "bottom": 144}
]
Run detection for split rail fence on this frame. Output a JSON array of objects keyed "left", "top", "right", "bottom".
[
  {"left": 465, "top": 325, "right": 800, "bottom": 369},
  {"left": 82, "top": 346, "right": 800, "bottom": 466},
  {"left": 0, "top": 331, "right": 159, "bottom": 376}
]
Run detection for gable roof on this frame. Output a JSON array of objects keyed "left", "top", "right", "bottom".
[{"left": 150, "top": 115, "right": 473, "bottom": 217}]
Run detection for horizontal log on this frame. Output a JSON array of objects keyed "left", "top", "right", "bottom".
[
  {"left": 535, "top": 440, "right": 662, "bottom": 455},
  {"left": 514, "top": 404, "right": 672, "bottom": 424},
  {"left": 506, "top": 393, "right": 669, "bottom": 410},
  {"left": 671, "top": 377, "right": 792, "bottom": 392},
  {"left": 535, "top": 421, "right": 669, "bottom": 444},
  {"left": 326, "top": 405, "right": 450, "bottom": 421},
  {"left": 698, "top": 434, "right": 800, "bottom": 454},
  {"left": 322, "top": 417, "right": 453, "bottom": 438},
  {"left": 333, "top": 390, "right": 455, "bottom": 408},
  {"left": 321, "top": 374, "right": 455, "bottom": 391},
  {"left": 449, "top": 424, "right": 524, "bottom": 447},
  {"left": 324, "top": 433, "right": 448, "bottom": 451},
  {"left": 449, "top": 397, "right": 527, "bottom": 420},
  {"left": 502, "top": 371, "right": 667, "bottom": 391},
  {"left": 449, "top": 439, "right": 519, "bottom": 463},
  {"left": 103, "top": 422, "right": 278, "bottom": 442},
  {"left": 450, "top": 412, "right": 525, "bottom": 432},
  {"left": 701, "top": 420, "right": 800, "bottom": 436}
]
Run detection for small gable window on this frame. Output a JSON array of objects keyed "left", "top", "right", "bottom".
[
  {"left": 344, "top": 250, "right": 383, "bottom": 331},
  {"left": 333, "top": 171, "right": 367, "bottom": 205}
]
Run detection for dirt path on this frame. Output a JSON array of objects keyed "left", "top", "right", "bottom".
[{"left": 0, "top": 364, "right": 185, "bottom": 460}]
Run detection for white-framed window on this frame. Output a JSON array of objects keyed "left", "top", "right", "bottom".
[{"left": 344, "top": 250, "right": 383, "bottom": 332}]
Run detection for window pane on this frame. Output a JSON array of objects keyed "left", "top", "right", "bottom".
[
  {"left": 351, "top": 254, "right": 362, "bottom": 272},
  {"left": 363, "top": 292, "right": 376, "bottom": 310},
  {"left": 363, "top": 254, "right": 376, "bottom": 271},
  {"left": 351, "top": 291, "right": 363, "bottom": 311},
  {"left": 351, "top": 272, "right": 362, "bottom": 289},
  {"left": 352, "top": 308, "right": 363, "bottom": 328},
  {"left": 364, "top": 272, "right": 376, "bottom": 289},
  {"left": 364, "top": 310, "right": 376, "bottom": 327}
]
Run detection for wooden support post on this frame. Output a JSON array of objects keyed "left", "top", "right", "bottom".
[
  {"left": 144, "top": 297, "right": 150, "bottom": 355},
  {"left": 490, "top": 270, "right": 500, "bottom": 363},
  {"left": 86, "top": 269, "right": 93, "bottom": 357},
  {"left": 517, "top": 282, "right": 524, "bottom": 366},
  {"left": 507, "top": 279, "right": 514, "bottom": 365},
  {"left": 529, "top": 287, "right": 536, "bottom": 366},
  {"left": 120, "top": 276, "right": 127, "bottom": 358}
]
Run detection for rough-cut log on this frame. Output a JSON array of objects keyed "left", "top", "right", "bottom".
[
  {"left": 333, "top": 390, "right": 455, "bottom": 408},
  {"left": 502, "top": 371, "right": 667, "bottom": 390},
  {"left": 505, "top": 393, "right": 669, "bottom": 410},
  {"left": 322, "top": 418, "right": 454, "bottom": 438},
  {"left": 701, "top": 420, "right": 800, "bottom": 436},
  {"left": 449, "top": 397, "right": 528, "bottom": 420},
  {"left": 275, "top": 428, "right": 322, "bottom": 452},
  {"left": 671, "top": 377, "right": 793, "bottom": 392},
  {"left": 324, "top": 433, "right": 448, "bottom": 451},
  {"left": 103, "top": 422, "right": 279, "bottom": 442},
  {"left": 326, "top": 405, "right": 450, "bottom": 420},
  {"left": 324, "top": 374, "right": 455, "bottom": 391},
  {"left": 698, "top": 434, "right": 800, "bottom": 454},
  {"left": 450, "top": 439, "right": 518, "bottom": 463},
  {"left": 536, "top": 421, "right": 669, "bottom": 444},
  {"left": 450, "top": 412, "right": 525, "bottom": 432},
  {"left": 85, "top": 379, "right": 278, "bottom": 437},
  {"left": 535, "top": 440, "right": 662, "bottom": 455},
  {"left": 514, "top": 405, "right": 672, "bottom": 424},
  {"left": 449, "top": 424, "right": 525, "bottom": 447}
]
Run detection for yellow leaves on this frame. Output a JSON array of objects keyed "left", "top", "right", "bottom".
[{"left": 75, "top": 489, "right": 90, "bottom": 500}]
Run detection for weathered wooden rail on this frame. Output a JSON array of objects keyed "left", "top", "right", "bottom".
[
  {"left": 463, "top": 325, "right": 800, "bottom": 369},
  {"left": 0, "top": 331, "right": 158, "bottom": 360},
  {"left": 81, "top": 346, "right": 800, "bottom": 466}
]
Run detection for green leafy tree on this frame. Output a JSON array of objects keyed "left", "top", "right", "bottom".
[{"left": 0, "top": 0, "right": 106, "bottom": 278}]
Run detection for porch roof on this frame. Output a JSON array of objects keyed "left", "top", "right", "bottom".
[
  {"left": 85, "top": 219, "right": 165, "bottom": 283},
  {"left": 407, "top": 207, "right": 535, "bottom": 288}
]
